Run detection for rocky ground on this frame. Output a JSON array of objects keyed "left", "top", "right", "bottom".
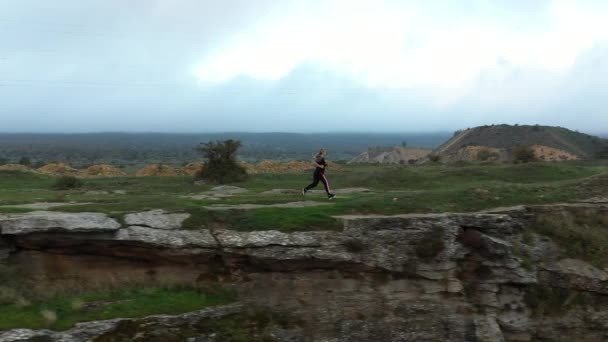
[{"left": 2, "top": 200, "right": 608, "bottom": 341}]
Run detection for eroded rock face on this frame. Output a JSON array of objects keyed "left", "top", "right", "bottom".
[
  {"left": 0, "top": 235, "right": 13, "bottom": 260},
  {"left": 2, "top": 203, "right": 608, "bottom": 341}
]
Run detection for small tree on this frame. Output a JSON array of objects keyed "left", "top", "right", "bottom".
[
  {"left": 52, "top": 176, "right": 82, "bottom": 190},
  {"left": 18, "top": 157, "right": 31, "bottom": 166},
  {"left": 196, "top": 139, "right": 248, "bottom": 183},
  {"left": 401, "top": 141, "right": 407, "bottom": 147},
  {"left": 597, "top": 145, "right": 608, "bottom": 159},
  {"left": 477, "top": 149, "right": 499, "bottom": 161},
  {"left": 428, "top": 154, "right": 441, "bottom": 163},
  {"left": 513, "top": 146, "right": 536, "bottom": 163}
]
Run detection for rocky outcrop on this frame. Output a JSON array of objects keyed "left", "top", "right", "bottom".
[{"left": 2, "top": 203, "right": 608, "bottom": 341}]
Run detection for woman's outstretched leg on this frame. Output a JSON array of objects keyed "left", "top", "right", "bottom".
[{"left": 320, "top": 173, "right": 335, "bottom": 199}]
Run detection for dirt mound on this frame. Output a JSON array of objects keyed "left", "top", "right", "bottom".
[
  {"left": 441, "top": 145, "right": 506, "bottom": 162},
  {"left": 135, "top": 164, "right": 184, "bottom": 177},
  {"left": 181, "top": 162, "right": 205, "bottom": 176},
  {"left": 180, "top": 160, "right": 342, "bottom": 175},
  {"left": 249, "top": 160, "right": 342, "bottom": 174},
  {"left": 0, "top": 164, "right": 32, "bottom": 172},
  {"left": 238, "top": 161, "right": 258, "bottom": 174},
  {"left": 530, "top": 145, "right": 579, "bottom": 161},
  {"left": 38, "top": 163, "right": 78, "bottom": 176},
  {"left": 77, "top": 164, "right": 127, "bottom": 178},
  {"left": 436, "top": 124, "right": 607, "bottom": 159},
  {"left": 349, "top": 146, "right": 432, "bottom": 164}
]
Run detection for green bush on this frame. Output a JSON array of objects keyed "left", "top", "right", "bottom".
[
  {"left": 596, "top": 145, "right": 608, "bottom": 159},
  {"left": 52, "top": 176, "right": 82, "bottom": 190},
  {"left": 477, "top": 149, "right": 499, "bottom": 161},
  {"left": 196, "top": 139, "right": 248, "bottom": 184},
  {"left": 512, "top": 146, "right": 536, "bottom": 163},
  {"left": 428, "top": 154, "right": 441, "bottom": 163},
  {"left": 18, "top": 157, "right": 31, "bottom": 166}
]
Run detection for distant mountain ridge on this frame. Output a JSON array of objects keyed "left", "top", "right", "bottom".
[
  {"left": 0, "top": 132, "right": 451, "bottom": 166},
  {"left": 435, "top": 125, "right": 608, "bottom": 161}
]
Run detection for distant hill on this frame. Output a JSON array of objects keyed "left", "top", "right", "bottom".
[
  {"left": 348, "top": 146, "right": 432, "bottom": 164},
  {"left": 0, "top": 132, "right": 451, "bottom": 166},
  {"left": 435, "top": 125, "right": 608, "bottom": 162}
]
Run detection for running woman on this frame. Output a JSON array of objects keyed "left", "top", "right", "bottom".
[{"left": 302, "top": 149, "right": 336, "bottom": 199}]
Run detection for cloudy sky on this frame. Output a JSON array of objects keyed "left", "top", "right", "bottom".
[{"left": 1, "top": 0, "right": 607, "bottom": 133}]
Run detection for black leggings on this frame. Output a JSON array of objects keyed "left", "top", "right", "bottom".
[{"left": 305, "top": 170, "right": 331, "bottom": 194}]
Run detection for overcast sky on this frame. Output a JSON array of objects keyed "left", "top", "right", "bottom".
[{"left": 0, "top": 0, "right": 607, "bottom": 133}]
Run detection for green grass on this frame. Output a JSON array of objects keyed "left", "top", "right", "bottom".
[
  {"left": 94, "top": 309, "right": 296, "bottom": 342},
  {"left": 1, "top": 162, "right": 607, "bottom": 231},
  {"left": 0, "top": 286, "right": 235, "bottom": 331},
  {"left": 533, "top": 208, "right": 608, "bottom": 268}
]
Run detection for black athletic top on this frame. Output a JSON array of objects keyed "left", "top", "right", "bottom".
[{"left": 315, "top": 155, "right": 327, "bottom": 173}]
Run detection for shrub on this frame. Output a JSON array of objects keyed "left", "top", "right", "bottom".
[
  {"left": 477, "top": 149, "right": 499, "bottom": 161},
  {"left": 196, "top": 139, "right": 248, "bottom": 184},
  {"left": 428, "top": 154, "right": 441, "bottom": 163},
  {"left": 18, "top": 157, "right": 31, "bottom": 167},
  {"left": 512, "top": 146, "right": 536, "bottom": 163},
  {"left": 52, "top": 176, "right": 83, "bottom": 190},
  {"left": 596, "top": 145, "right": 608, "bottom": 159}
]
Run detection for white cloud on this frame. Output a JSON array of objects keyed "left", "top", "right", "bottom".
[{"left": 193, "top": 0, "right": 608, "bottom": 104}]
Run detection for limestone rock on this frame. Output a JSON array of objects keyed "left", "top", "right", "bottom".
[
  {"left": 540, "top": 258, "right": 608, "bottom": 294},
  {"left": 124, "top": 209, "right": 191, "bottom": 230},
  {"left": 0, "top": 211, "right": 121, "bottom": 235},
  {"left": 115, "top": 226, "right": 217, "bottom": 249}
]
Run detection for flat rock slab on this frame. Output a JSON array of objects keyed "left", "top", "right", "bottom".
[
  {"left": 84, "top": 190, "right": 127, "bottom": 196},
  {"left": 182, "top": 194, "right": 225, "bottom": 200},
  {"left": 0, "top": 211, "right": 121, "bottom": 235},
  {"left": 578, "top": 197, "right": 608, "bottom": 204},
  {"left": 209, "top": 185, "right": 249, "bottom": 194},
  {"left": 124, "top": 209, "right": 191, "bottom": 230},
  {"left": 260, "top": 189, "right": 300, "bottom": 195},
  {"left": 204, "top": 201, "right": 333, "bottom": 211},
  {"left": 0, "top": 202, "right": 92, "bottom": 210},
  {"left": 308, "top": 187, "right": 372, "bottom": 195},
  {"left": 183, "top": 185, "right": 249, "bottom": 201}
]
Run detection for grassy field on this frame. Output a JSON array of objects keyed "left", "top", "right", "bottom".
[
  {"left": 0, "top": 285, "right": 235, "bottom": 331},
  {"left": 1, "top": 162, "right": 607, "bottom": 231},
  {"left": 1, "top": 161, "right": 608, "bottom": 332}
]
